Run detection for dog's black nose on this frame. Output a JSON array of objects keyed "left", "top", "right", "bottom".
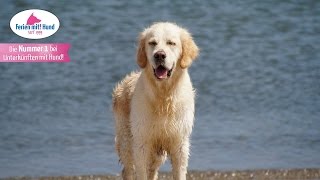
[{"left": 154, "top": 50, "right": 166, "bottom": 61}]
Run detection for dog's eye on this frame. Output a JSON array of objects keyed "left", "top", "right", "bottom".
[
  {"left": 167, "top": 41, "right": 176, "bottom": 46},
  {"left": 149, "top": 41, "right": 157, "bottom": 46}
]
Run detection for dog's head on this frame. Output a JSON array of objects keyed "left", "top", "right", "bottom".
[{"left": 137, "top": 22, "right": 199, "bottom": 80}]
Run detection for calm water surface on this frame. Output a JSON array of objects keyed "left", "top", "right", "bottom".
[{"left": 0, "top": 0, "right": 319, "bottom": 178}]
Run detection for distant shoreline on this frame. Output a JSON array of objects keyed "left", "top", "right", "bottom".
[{"left": 2, "top": 168, "right": 320, "bottom": 180}]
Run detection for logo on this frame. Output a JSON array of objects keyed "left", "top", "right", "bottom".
[
  {"left": 10, "top": 9, "right": 60, "bottom": 39},
  {"left": 27, "top": 13, "right": 41, "bottom": 25}
]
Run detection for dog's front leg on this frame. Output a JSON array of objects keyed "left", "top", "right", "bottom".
[
  {"left": 133, "top": 140, "right": 149, "bottom": 180},
  {"left": 170, "top": 140, "right": 190, "bottom": 180}
]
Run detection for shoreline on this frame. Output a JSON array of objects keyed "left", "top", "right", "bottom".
[{"left": 2, "top": 168, "right": 320, "bottom": 180}]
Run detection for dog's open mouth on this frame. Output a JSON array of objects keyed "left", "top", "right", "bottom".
[{"left": 153, "top": 65, "right": 172, "bottom": 80}]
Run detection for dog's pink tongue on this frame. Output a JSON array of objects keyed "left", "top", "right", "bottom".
[{"left": 155, "top": 66, "right": 168, "bottom": 79}]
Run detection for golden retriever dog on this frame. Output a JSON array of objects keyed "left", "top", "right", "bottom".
[{"left": 112, "top": 22, "right": 199, "bottom": 180}]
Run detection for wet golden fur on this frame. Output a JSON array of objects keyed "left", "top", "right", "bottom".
[{"left": 112, "top": 22, "right": 199, "bottom": 180}]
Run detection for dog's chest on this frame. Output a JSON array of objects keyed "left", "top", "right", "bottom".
[
  {"left": 147, "top": 102, "right": 187, "bottom": 139},
  {"left": 148, "top": 116, "right": 181, "bottom": 148},
  {"left": 151, "top": 98, "right": 175, "bottom": 117}
]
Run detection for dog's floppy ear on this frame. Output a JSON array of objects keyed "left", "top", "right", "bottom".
[
  {"left": 179, "top": 29, "right": 199, "bottom": 69},
  {"left": 136, "top": 32, "right": 147, "bottom": 68}
]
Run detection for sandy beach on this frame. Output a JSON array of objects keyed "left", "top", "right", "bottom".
[{"left": 2, "top": 168, "right": 320, "bottom": 180}]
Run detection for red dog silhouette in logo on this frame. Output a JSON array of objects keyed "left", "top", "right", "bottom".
[{"left": 27, "top": 13, "right": 41, "bottom": 25}]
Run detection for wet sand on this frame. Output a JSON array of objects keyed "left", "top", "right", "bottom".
[{"left": 2, "top": 168, "right": 320, "bottom": 180}]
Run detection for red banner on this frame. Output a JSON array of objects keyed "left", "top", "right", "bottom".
[{"left": 0, "top": 43, "right": 70, "bottom": 62}]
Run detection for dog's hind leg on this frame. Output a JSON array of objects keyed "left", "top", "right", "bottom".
[
  {"left": 147, "top": 150, "right": 167, "bottom": 180},
  {"left": 118, "top": 137, "right": 134, "bottom": 180},
  {"left": 114, "top": 111, "right": 134, "bottom": 180},
  {"left": 115, "top": 128, "right": 134, "bottom": 180}
]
